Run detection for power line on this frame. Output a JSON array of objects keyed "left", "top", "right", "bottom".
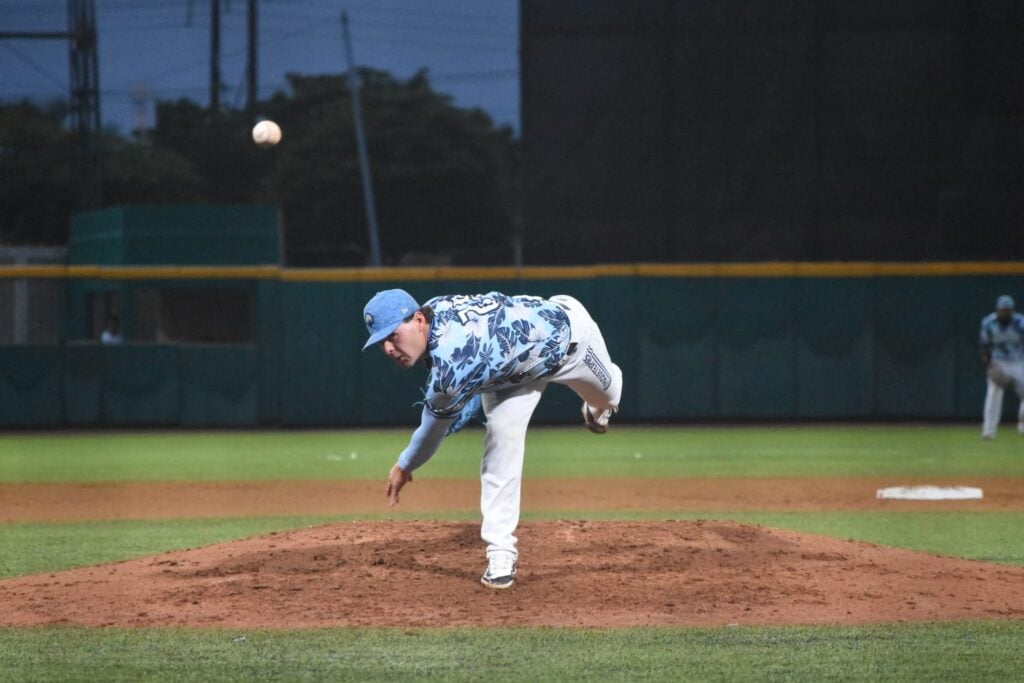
[
  {"left": 0, "top": 1, "right": 520, "bottom": 129},
  {"left": 262, "top": 24, "right": 514, "bottom": 54},
  {"left": 0, "top": 42, "right": 67, "bottom": 89},
  {"left": 2, "top": 66, "right": 519, "bottom": 101}
]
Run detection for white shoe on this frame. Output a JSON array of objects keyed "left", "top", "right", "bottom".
[
  {"left": 481, "top": 551, "right": 516, "bottom": 589},
  {"left": 581, "top": 402, "right": 612, "bottom": 434}
]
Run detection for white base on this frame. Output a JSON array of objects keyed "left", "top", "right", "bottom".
[{"left": 876, "top": 485, "right": 983, "bottom": 500}]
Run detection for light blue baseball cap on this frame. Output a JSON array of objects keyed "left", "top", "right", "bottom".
[
  {"left": 997, "top": 295, "right": 1015, "bottom": 310},
  {"left": 362, "top": 289, "right": 420, "bottom": 350}
]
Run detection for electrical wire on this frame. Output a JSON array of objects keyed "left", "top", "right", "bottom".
[
  {"left": 0, "top": 42, "right": 66, "bottom": 90},
  {"left": 0, "top": 0, "right": 520, "bottom": 127}
]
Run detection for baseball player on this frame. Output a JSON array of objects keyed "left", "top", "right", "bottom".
[
  {"left": 979, "top": 294, "right": 1024, "bottom": 439},
  {"left": 361, "top": 289, "right": 622, "bottom": 588}
]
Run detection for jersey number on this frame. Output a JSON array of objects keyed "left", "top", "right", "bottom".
[{"left": 456, "top": 298, "right": 500, "bottom": 324}]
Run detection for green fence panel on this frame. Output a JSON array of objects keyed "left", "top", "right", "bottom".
[
  {"left": 279, "top": 283, "right": 347, "bottom": 426},
  {"left": 70, "top": 205, "right": 279, "bottom": 266},
  {"left": 633, "top": 278, "right": 718, "bottom": 418},
  {"left": 716, "top": 278, "right": 797, "bottom": 417},
  {"left": 177, "top": 346, "right": 260, "bottom": 426},
  {"left": 0, "top": 346, "right": 62, "bottom": 427},
  {"left": 873, "top": 278, "right": 959, "bottom": 417},
  {"left": 63, "top": 344, "right": 103, "bottom": 424},
  {"left": 7, "top": 270, "right": 1024, "bottom": 428},
  {"left": 277, "top": 281, "right": 423, "bottom": 427},
  {"left": 256, "top": 280, "right": 283, "bottom": 424},
  {"left": 359, "top": 350, "right": 433, "bottom": 428},
  {"left": 101, "top": 345, "right": 179, "bottom": 424},
  {"left": 795, "top": 278, "right": 876, "bottom": 417},
  {"left": 954, "top": 280, "right": 992, "bottom": 420}
]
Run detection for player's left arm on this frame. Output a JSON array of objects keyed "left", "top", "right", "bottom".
[
  {"left": 395, "top": 407, "right": 456, "bottom": 470},
  {"left": 385, "top": 407, "right": 454, "bottom": 506},
  {"left": 979, "top": 320, "right": 993, "bottom": 365}
]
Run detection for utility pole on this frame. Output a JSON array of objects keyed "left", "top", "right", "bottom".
[
  {"left": 340, "top": 12, "right": 382, "bottom": 267},
  {"left": 68, "top": 0, "right": 102, "bottom": 208},
  {"left": 210, "top": 0, "right": 221, "bottom": 112},
  {"left": 246, "top": 0, "right": 258, "bottom": 111}
]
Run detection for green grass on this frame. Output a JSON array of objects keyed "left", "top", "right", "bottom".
[
  {"left": 1, "top": 622, "right": 1022, "bottom": 682},
  {"left": 3, "top": 425, "right": 1024, "bottom": 482}
]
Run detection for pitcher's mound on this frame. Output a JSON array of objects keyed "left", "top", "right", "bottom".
[{"left": 3, "top": 520, "right": 1024, "bottom": 628}]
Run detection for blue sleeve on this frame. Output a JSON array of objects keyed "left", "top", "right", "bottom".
[
  {"left": 397, "top": 406, "right": 456, "bottom": 472},
  {"left": 446, "top": 394, "right": 482, "bottom": 435}
]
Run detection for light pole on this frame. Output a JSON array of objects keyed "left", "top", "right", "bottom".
[{"left": 340, "top": 11, "right": 382, "bottom": 267}]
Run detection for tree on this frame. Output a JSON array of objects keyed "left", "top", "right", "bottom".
[
  {"left": 101, "top": 135, "right": 205, "bottom": 206},
  {"left": 249, "top": 69, "right": 519, "bottom": 265},
  {"left": 2, "top": 68, "right": 520, "bottom": 264},
  {"left": 0, "top": 101, "right": 74, "bottom": 244},
  {"left": 149, "top": 99, "right": 274, "bottom": 203},
  {"left": 0, "top": 100, "right": 208, "bottom": 245}
]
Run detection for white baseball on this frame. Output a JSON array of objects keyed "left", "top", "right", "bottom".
[{"left": 252, "top": 120, "right": 282, "bottom": 147}]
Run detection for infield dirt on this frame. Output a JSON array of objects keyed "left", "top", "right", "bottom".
[{"left": 2, "top": 477, "right": 1024, "bottom": 628}]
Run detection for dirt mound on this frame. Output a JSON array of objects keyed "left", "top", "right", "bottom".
[{"left": 3, "top": 520, "right": 1024, "bottom": 628}]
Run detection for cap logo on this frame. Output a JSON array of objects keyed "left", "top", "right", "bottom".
[{"left": 364, "top": 312, "right": 374, "bottom": 326}]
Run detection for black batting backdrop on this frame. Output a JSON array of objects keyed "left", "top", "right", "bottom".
[{"left": 519, "top": 0, "right": 1023, "bottom": 264}]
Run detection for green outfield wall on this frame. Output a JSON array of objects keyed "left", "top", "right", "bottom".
[{"left": 2, "top": 263, "right": 1022, "bottom": 428}]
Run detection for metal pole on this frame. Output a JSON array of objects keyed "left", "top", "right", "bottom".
[
  {"left": 340, "top": 11, "right": 382, "bottom": 267},
  {"left": 68, "top": 0, "right": 101, "bottom": 209},
  {"left": 210, "top": 0, "right": 221, "bottom": 111},
  {"left": 246, "top": 0, "right": 258, "bottom": 111}
]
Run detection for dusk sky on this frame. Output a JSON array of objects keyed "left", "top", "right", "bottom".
[{"left": 0, "top": 0, "right": 520, "bottom": 134}]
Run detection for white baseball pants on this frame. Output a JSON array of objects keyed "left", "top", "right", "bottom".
[
  {"left": 478, "top": 295, "right": 623, "bottom": 561},
  {"left": 982, "top": 360, "right": 1024, "bottom": 438}
]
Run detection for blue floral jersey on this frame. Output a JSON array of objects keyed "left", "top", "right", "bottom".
[
  {"left": 980, "top": 312, "right": 1024, "bottom": 362},
  {"left": 396, "top": 292, "right": 572, "bottom": 472}
]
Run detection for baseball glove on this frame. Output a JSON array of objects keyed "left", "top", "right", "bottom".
[{"left": 987, "top": 363, "right": 1012, "bottom": 388}]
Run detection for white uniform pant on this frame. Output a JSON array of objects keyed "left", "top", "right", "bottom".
[
  {"left": 982, "top": 360, "right": 1024, "bottom": 438},
  {"left": 478, "top": 295, "right": 623, "bottom": 561}
]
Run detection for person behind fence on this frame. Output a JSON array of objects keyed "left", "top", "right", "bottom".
[
  {"left": 100, "top": 314, "right": 123, "bottom": 345},
  {"left": 979, "top": 294, "right": 1024, "bottom": 439},
  {"left": 361, "top": 289, "right": 623, "bottom": 589}
]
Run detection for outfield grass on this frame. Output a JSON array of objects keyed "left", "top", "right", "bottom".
[
  {"left": 1, "top": 622, "right": 1022, "bottom": 682},
  {"left": 3, "top": 425, "right": 1023, "bottom": 482},
  {"left": 3, "top": 426, "right": 1023, "bottom": 681}
]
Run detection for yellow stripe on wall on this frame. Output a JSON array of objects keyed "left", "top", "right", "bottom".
[{"left": 1, "top": 261, "right": 1023, "bottom": 281}]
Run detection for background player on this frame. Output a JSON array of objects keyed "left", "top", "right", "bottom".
[
  {"left": 361, "top": 288, "right": 623, "bottom": 588},
  {"left": 979, "top": 294, "right": 1024, "bottom": 439}
]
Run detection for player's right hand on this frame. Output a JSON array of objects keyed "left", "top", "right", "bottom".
[{"left": 386, "top": 464, "right": 413, "bottom": 506}]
